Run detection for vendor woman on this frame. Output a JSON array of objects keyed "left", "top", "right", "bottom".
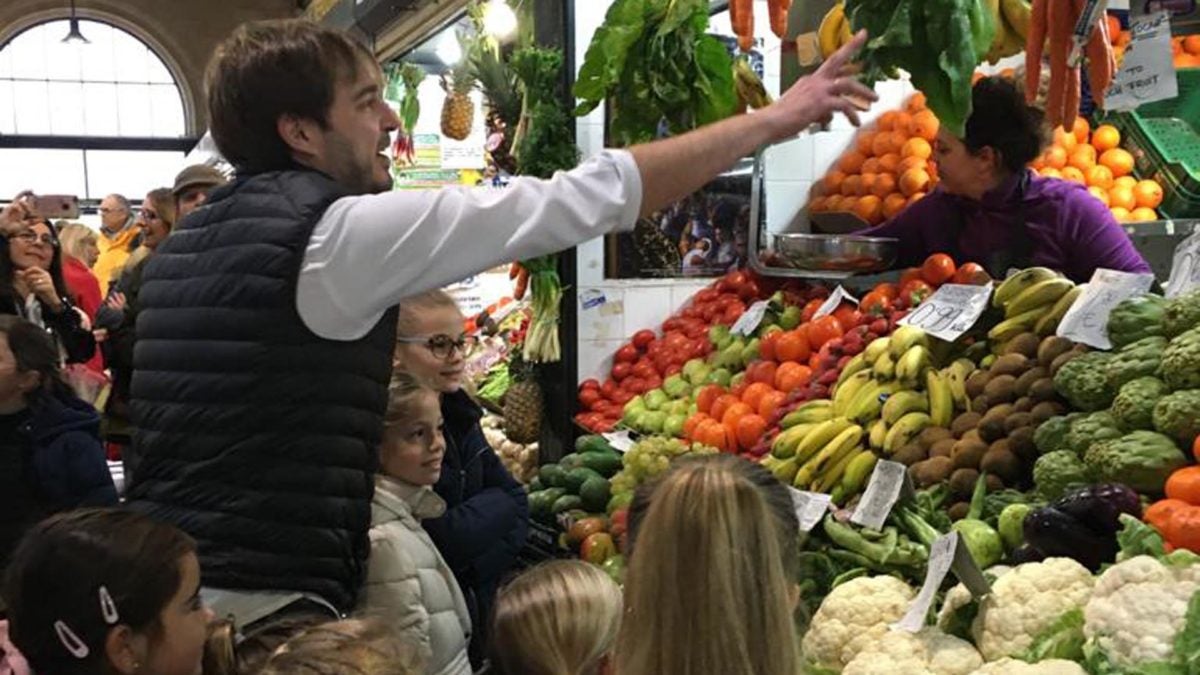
[{"left": 862, "top": 76, "right": 1151, "bottom": 283}]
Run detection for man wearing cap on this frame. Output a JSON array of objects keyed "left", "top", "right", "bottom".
[{"left": 173, "top": 164, "right": 228, "bottom": 218}]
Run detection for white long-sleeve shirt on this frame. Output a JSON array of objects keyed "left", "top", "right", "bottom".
[{"left": 296, "top": 150, "right": 643, "bottom": 340}]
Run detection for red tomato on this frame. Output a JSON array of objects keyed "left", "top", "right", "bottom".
[
  {"left": 609, "top": 388, "right": 634, "bottom": 405},
  {"left": 661, "top": 317, "right": 682, "bottom": 332},
  {"left": 632, "top": 360, "right": 657, "bottom": 380},
  {"left": 578, "top": 388, "right": 602, "bottom": 409},
  {"left": 580, "top": 378, "right": 600, "bottom": 390},
  {"left": 899, "top": 267, "right": 925, "bottom": 287},
  {"left": 611, "top": 362, "right": 632, "bottom": 381},
  {"left": 746, "top": 360, "right": 778, "bottom": 387},
  {"left": 626, "top": 377, "right": 650, "bottom": 394},
  {"left": 696, "top": 385, "right": 725, "bottom": 414},
  {"left": 860, "top": 291, "right": 893, "bottom": 316},
  {"left": 901, "top": 279, "right": 935, "bottom": 306},
  {"left": 807, "top": 316, "right": 844, "bottom": 351},
  {"left": 952, "top": 262, "right": 992, "bottom": 286},
  {"left": 615, "top": 344, "right": 638, "bottom": 363},
  {"left": 872, "top": 283, "right": 899, "bottom": 300},
  {"left": 664, "top": 363, "right": 683, "bottom": 377},
  {"left": 632, "top": 329, "right": 656, "bottom": 351},
  {"left": 801, "top": 299, "right": 825, "bottom": 323},
  {"left": 833, "top": 305, "right": 863, "bottom": 329},
  {"left": 921, "top": 253, "right": 957, "bottom": 286},
  {"left": 722, "top": 300, "right": 747, "bottom": 325},
  {"left": 601, "top": 379, "right": 618, "bottom": 399},
  {"left": 574, "top": 412, "right": 599, "bottom": 429},
  {"left": 775, "top": 329, "right": 811, "bottom": 363},
  {"left": 735, "top": 414, "right": 768, "bottom": 452}
]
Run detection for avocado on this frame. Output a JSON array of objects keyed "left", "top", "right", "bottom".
[
  {"left": 575, "top": 435, "right": 614, "bottom": 454},
  {"left": 577, "top": 451, "right": 623, "bottom": 478},
  {"left": 539, "top": 463, "right": 568, "bottom": 489},
  {"left": 579, "top": 476, "right": 612, "bottom": 513},
  {"left": 563, "top": 467, "right": 604, "bottom": 494},
  {"left": 551, "top": 494, "right": 584, "bottom": 514},
  {"left": 529, "top": 488, "right": 567, "bottom": 521}
]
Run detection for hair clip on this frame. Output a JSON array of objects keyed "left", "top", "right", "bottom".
[
  {"left": 53, "top": 620, "right": 89, "bottom": 659},
  {"left": 99, "top": 586, "right": 120, "bottom": 625}
]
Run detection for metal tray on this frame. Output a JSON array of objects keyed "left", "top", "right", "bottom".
[{"left": 772, "top": 233, "right": 899, "bottom": 273}]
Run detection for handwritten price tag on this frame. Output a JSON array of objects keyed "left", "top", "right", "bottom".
[
  {"left": 788, "top": 488, "right": 832, "bottom": 533},
  {"left": 896, "top": 283, "right": 994, "bottom": 342},
  {"left": 851, "top": 460, "right": 915, "bottom": 531},
  {"left": 1057, "top": 269, "right": 1156, "bottom": 349},
  {"left": 731, "top": 300, "right": 769, "bottom": 336},
  {"left": 1165, "top": 229, "right": 1200, "bottom": 299},
  {"left": 602, "top": 431, "right": 635, "bottom": 453},
  {"left": 1105, "top": 8, "right": 1178, "bottom": 110},
  {"left": 895, "top": 533, "right": 958, "bottom": 632},
  {"left": 813, "top": 286, "right": 860, "bottom": 320}
]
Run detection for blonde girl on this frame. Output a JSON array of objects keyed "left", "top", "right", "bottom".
[
  {"left": 616, "top": 454, "right": 802, "bottom": 675},
  {"left": 257, "top": 617, "right": 429, "bottom": 675},
  {"left": 358, "top": 371, "right": 472, "bottom": 675},
  {"left": 489, "top": 560, "right": 622, "bottom": 675}
]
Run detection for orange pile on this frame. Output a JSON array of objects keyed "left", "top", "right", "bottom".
[
  {"left": 1111, "top": 18, "right": 1200, "bottom": 68},
  {"left": 1029, "top": 119, "right": 1165, "bottom": 223},
  {"left": 807, "top": 93, "right": 939, "bottom": 226}
]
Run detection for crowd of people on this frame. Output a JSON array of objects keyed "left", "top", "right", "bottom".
[{"left": 0, "top": 14, "right": 875, "bottom": 675}]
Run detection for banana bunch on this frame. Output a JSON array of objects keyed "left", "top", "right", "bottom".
[
  {"left": 989, "top": 268, "right": 1079, "bottom": 343},
  {"left": 942, "top": 358, "right": 978, "bottom": 413},
  {"left": 734, "top": 58, "right": 773, "bottom": 111},
  {"left": 986, "top": 0, "right": 1030, "bottom": 63},
  {"left": 818, "top": 2, "right": 854, "bottom": 59},
  {"left": 761, "top": 416, "right": 875, "bottom": 504}
]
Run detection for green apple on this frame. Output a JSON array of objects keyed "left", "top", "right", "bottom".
[
  {"left": 714, "top": 342, "right": 743, "bottom": 369},
  {"left": 662, "top": 374, "right": 692, "bottom": 399},
  {"left": 682, "top": 358, "right": 706, "bottom": 381},
  {"left": 641, "top": 410, "right": 667, "bottom": 433},
  {"left": 627, "top": 409, "right": 649, "bottom": 430},
  {"left": 687, "top": 402, "right": 699, "bottom": 417},
  {"left": 668, "top": 399, "right": 690, "bottom": 416},
  {"left": 705, "top": 368, "right": 732, "bottom": 387},
  {"left": 708, "top": 324, "right": 733, "bottom": 350},
  {"left": 778, "top": 305, "right": 802, "bottom": 330},
  {"left": 740, "top": 338, "right": 761, "bottom": 367},
  {"left": 643, "top": 388, "right": 669, "bottom": 411},
  {"left": 729, "top": 372, "right": 746, "bottom": 390},
  {"left": 758, "top": 324, "right": 784, "bottom": 341},
  {"left": 663, "top": 414, "right": 687, "bottom": 438}
]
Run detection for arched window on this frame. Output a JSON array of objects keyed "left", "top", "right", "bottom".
[{"left": 0, "top": 19, "right": 196, "bottom": 200}]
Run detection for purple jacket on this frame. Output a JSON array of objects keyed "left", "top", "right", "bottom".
[{"left": 861, "top": 170, "right": 1151, "bottom": 282}]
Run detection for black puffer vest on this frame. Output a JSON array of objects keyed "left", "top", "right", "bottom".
[{"left": 126, "top": 170, "right": 398, "bottom": 610}]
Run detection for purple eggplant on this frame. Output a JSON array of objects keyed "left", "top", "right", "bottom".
[
  {"left": 1023, "top": 505, "right": 1118, "bottom": 571},
  {"left": 1052, "top": 483, "right": 1142, "bottom": 536},
  {"left": 1009, "top": 543, "right": 1047, "bottom": 565}
]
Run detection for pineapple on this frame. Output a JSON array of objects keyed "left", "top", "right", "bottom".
[
  {"left": 440, "top": 62, "right": 476, "bottom": 141},
  {"left": 503, "top": 356, "right": 542, "bottom": 444}
]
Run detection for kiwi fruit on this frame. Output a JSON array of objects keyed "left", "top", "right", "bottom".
[
  {"left": 917, "top": 427, "right": 954, "bottom": 450},
  {"left": 1014, "top": 367, "right": 1049, "bottom": 397},
  {"left": 951, "top": 438, "right": 988, "bottom": 469},
  {"left": 949, "top": 468, "right": 981, "bottom": 499},
  {"left": 985, "top": 473, "right": 1005, "bottom": 492},
  {"left": 1031, "top": 400, "right": 1068, "bottom": 423},
  {"left": 1013, "top": 396, "right": 1035, "bottom": 413},
  {"left": 1029, "top": 378, "right": 1058, "bottom": 402},
  {"left": 984, "top": 374, "right": 1018, "bottom": 404},
  {"left": 981, "top": 441, "right": 1022, "bottom": 484},
  {"left": 978, "top": 415, "right": 1008, "bottom": 443},
  {"left": 930, "top": 438, "right": 957, "bottom": 459},
  {"left": 894, "top": 443, "right": 929, "bottom": 466},
  {"left": 1050, "top": 350, "right": 1083, "bottom": 376},
  {"left": 912, "top": 456, "right": 955, "bottom": 488},
  {"left": 951, "top": 412, "right": 984, "bottom": 438},
  {"left": 966, "top": 371, "right": 991, "bottom": 399},
  {"left": 1038, "top": 336, "right": 1075, "bottom": 367},
  {"left": 991, "top": 353, "right": 1031, "bottom": 378},
  {"left": 1004, "top": 333, "right": 1041, "bottom": 360},
  {"left": 1008, "top": 426, "right": 1038, "bottom": 461},
  {"left": 972, "top": 394, "right": 991, "bottom": 413},
  {"left": 1004, "top": 412, "right": 1036, "bottom": 434},
  {"left": 948, "top": 502, "right": 971, "bottom": 521}
]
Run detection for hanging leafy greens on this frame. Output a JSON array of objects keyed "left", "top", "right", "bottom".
[{"left": 573, "top": 0, "right": 738, "bottom": 147}]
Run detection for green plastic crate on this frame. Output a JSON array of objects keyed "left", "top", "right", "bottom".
[{"left": 1100, "top": 69, "right": 1200, "bottom": 193}]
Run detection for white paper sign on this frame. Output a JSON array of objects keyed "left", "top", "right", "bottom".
[
  {"left": 602, "top": 431, "right": 635, "bottom": 453},
  {"left": 1057, "top": 268, "right": 1156, "bottom": 349},
  {"left": 731, "top": 300, "right": 770, "bottom": 336},
  {"left": 1069, "top": 0, "right": 1110, "bottom": 66},
  {"left": 788, "top": 488, "right": 832, "bottom": 532},
  {"left": 813, "top": 286, "right": 860, "bottom": 320},
  {"left": 896, "top": 283, "right": 994, "bottom": 342},
  {"left": 851, "top": 460, "right": 913, "bottom": 531},
  {"left": 895, "top": 533, "right": 958, "bottom": 632},
  {"left": 1165, "top": 229, "right": 1200, "bottom": 299},
  {"left": 1105, "top": 9, "right": 1178, "bottom": 110}
]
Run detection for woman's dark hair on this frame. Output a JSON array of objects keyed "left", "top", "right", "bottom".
[
  {"left": 0, "top": 314, "right": 74, "bottom": 404},
  {"left": 0, "top": 218, "right": 71, "bottom": 311},
  {"left": 206, "top": 19, "right": 376, "bottom": 174},
  {"left": 964, "top": 76, "right": 1050, "bottom": 173},
  {"left": 3, "top": 508, "right": 196, "bottom": 675}
]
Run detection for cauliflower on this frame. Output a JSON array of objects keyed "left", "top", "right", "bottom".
[
  {"left": 1083, "top": 554, "right": 1200, "bottom": 666},
  {"left": 969, "top": 658, "right": 1087, "bottom": 674},
  {"left": 842, "top": 628, "right": 984, "bottom": 675},
  {"left": 939, "top": 558, "right": 1093, "bottom": 661},
  {"left": 801, "top": 575, "right": 916, "bottom": 669}
]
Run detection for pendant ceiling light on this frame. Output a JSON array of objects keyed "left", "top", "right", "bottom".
[{"left": 62, "top": 0, "right": 90, "bottom": 45}]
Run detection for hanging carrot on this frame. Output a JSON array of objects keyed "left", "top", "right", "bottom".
[
  {"left": 1046, "top": 0, "right": 1072, "bottom": 127},
  {"left": 1025, "top": 0, "right": 1048, "bottom": 105},
  {"left": 735, "top": 0, "right": 754, "bottom": 52},
  {"left": 1085, "top": 11, "right": 1115, "bottom": 105},
  {"left": 769, "top": 0, "right": 786, "bottom": 38},
  {"left": 514, "top": 268, "right": 529, "bottom": 300},
  {"left": 509, "top": 262, "right": 522, "bottom": 280}
]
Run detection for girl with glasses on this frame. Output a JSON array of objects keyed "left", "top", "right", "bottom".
[
  {"left": 392, "top": 290, "right": 528, "bottom": 668},
  {"left": 0, "top": 196, "right": 96, "bottom": 366}
]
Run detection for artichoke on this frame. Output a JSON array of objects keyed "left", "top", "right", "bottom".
[
  {"left": 1105, "top": 336, "right": 1167, "bottom": 390},
  {"left": 1107, "top": 293, "right": 1167, "bottom": 348},
  {"left": 1054, "top": 351, "right": 1115, "bottom": 412},
  {"left": 1152, "top": 389, "right": 1200, "bottom": 447},
  {"left": 1083, "top": 431, "right": 1188, "bottom": 494},
  {"left": 1034, "top": 415, "right": 1077, "bottom": 455},
  {"left": 1066, "top": 411, "right": 1123, "bottom": 457},
  {"left": 1034, "top": 450, "right": 1093, "bottom": 500},
  {"left": 1161, "top": 326, "right": 1200, "bottom": 391},
  {"left": 1111, "top": 376, "right": 1169, "bottom": 431},
  {"left": 1163, "top": 289, "right": 1200, "bottom": 338}
]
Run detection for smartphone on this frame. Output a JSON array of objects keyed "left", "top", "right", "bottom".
[{"left": 31, "top": 194, "right": 80, "bottom": 220}]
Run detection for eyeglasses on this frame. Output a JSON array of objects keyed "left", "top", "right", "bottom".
[
  {"left": 396, "top": 333, "right": 479, "bottom": 359},
  {"left": 9, "top": 231, "right": 57, "bottom": 247}
]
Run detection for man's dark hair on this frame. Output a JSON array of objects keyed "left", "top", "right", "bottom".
[{"left": 205, "top": 19, "right": 375, "bottom": 174}]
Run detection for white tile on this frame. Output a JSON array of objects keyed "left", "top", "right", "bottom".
[
  {"left": 621, "top": 285, "right": 673, "bottom": 336},
  {"left": 578, "top": 338, "right": 624, "bottom": 383},
  {"left": 765, "top": 135, "right": 813, "bottom": 180},
  {"left": 575, "top": 236, "right": 606, "bottom": 286},
  {"left": 766, "top": 180, "right": 812, "bottom": 234},
  {"left": 670, "top": 280, "right": 711, "bottom": 313},
  {"left": 578, "top": 286, "right": 625, "bottom": 342},
  {"left": 810, "top": 129, "right": 854, "bottom": 178}
]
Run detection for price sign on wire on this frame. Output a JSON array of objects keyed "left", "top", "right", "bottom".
[
  {"left": 1165, "top": 229, "right": 1200, "bottom": 299},
  {"left": 731, "top": 300, "right": 769, "bottom": 336},
  {"left": 893, "top": 532, "right": 992, "bottom": 632},
  {"left": 812, "top": 286, "right": 860, "bottom": 320},
  {"left": 788, "top": 488, "right": 832, "bottom": 533},
  {"left": 1057, "top": 268, "right": 1156, "bottom": 349},
  {"left": 851, "top": 460, "right": 915, "bottom": 531},
  {"left": 896, "top": 283, "right": 994, "bottom": 343},
  {"left": 603, "top": 430, "right": 636, "bottom": 453},
  {"left": 1104, "top": 7, "right": 1178, "bottom": 110}
]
